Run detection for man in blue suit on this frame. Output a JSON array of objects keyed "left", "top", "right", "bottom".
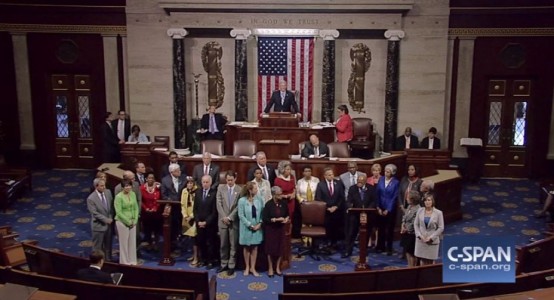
[{"left": 264, "top": 80, "right": 300, "bottom": 115}]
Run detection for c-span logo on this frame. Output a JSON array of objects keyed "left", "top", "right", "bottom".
[{"left": 443, "top": 236, "right": 515, "bottom": 283}]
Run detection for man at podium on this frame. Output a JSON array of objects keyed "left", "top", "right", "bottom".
[{"left": 264, "top": 80, "right": 300, "bottom": 115}]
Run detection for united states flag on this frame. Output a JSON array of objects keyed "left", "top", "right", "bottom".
[{"left": 258, "top": 37, "right": 314, "bottom": 121}]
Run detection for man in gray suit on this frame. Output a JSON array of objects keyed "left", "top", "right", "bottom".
[
  {"left": 87, "top": 178, "right": 114, "bottom": 261},
  {"left": 215, "top": 170, "right": 241, "bottom": 276},
  {"left": 192, "top": 152, "right": 220, "bottom": 189},
  {"left": 339, "top": 161, "right": 367, "bottom": 198}
]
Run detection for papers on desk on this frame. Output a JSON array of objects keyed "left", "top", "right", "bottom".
[
  {"left": 229, "top": 121, "right": 245, "bottom": 126},
  {"left": 241, "top": 123, "right": 259, "bottom": 128},
  {"left": 153, "top": 147, "right": 168, "bottom": 152},
  {"left": 239, "top": 155, "right": 255, "bottom": 159},
  {"left": 319, "top": 122, "right": 335, "bottom": 127},
  {"left": 460, "top": 138, "right": 483, "bottom": 147},
  {"left": 174, "top": 149, "right": 191, "bottom": 156},
  {"left": 192, "top": 154, "right": 222, "bottom": 159},
  {"left": 138, "top": 141, "right": 151, "bottom": 144}
]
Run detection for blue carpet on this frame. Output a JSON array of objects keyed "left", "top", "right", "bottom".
[{"left": 1, "top": 170, "right": 548, "bottom": 300}]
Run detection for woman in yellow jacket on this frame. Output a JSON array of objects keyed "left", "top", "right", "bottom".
[{"left": 181, "top": 177, "right": 198, "bottom": 265}]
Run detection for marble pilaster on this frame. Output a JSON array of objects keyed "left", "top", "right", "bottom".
[
  {"left": 231, "top": 29, "right": 251, "bottom": 121},
  {"left": 383, "top": 29, "right": 405, "bottom": 152},
  {"left": 167, "top": 28, "right": 188, "bottom": 149},
  {"left": 11, "top": 32, "right": 35, "bottom": 150},
  {"left": 319, "top": 30, "right": 339, "bottom": 122},
  {"left": 102, "top": 34, "right": 121, "bottom": 114}
]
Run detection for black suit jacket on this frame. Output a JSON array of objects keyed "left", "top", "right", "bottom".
[
  {"left": 200, "top": 113, "right": 227, "bottom": 140},
  {"left": 77, "top": 267, "right": 113, "bottom": 284},
  {"left": 346, "top": 184, "right": 377, "bottom": 210},
  {"left": 160, "top": 162, "right": 187, "bottom": 180},
  {"left": 193, "top": 188, "right": 217, "bottom": 226},
  {"left": 301, "top": 142, "right": 329, "bottom": 158},
  {"left": 420, "top": 137, "right": 441, "bottom": 149},
  {"left": 315, "top": 179, "right": 345, "bottom": 211},
  {"left": 192, "top": 163, "right": 220, "bottom": 189},
  {"left": 395, "top": 135, "right": 419, "bottom": 150},
  {"left": 247, "top": 164, "right": 276, "bottom": 185},
  {"left": 102, "top": 121, "right": 120, "bottom": 163},
  {"left": 161, "top": 174, "right": 187, "bottom": 201},
  {"left": 264, "top": 90, "right": 299, "bottom": 113},
  {"left": 111, "top": 118, "right": 131, "bottom": 141}
]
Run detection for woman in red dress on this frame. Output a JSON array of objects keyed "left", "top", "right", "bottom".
[
  {"left": 140, "top": 170, "right": 162, "bottom": 251},
  {"left": 334, "top": 104, "right": 353, "bottom": 142},
  {"left": 273, "top": 160, "right": 296, "bottom": 222}
]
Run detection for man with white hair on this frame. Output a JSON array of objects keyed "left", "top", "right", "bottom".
[
  {"left": 194, "top": 175, "right": 218, "bottom": 269},
  {"left": 263, "top": 80, "right": 300, "bottom": 115},
  {"left": 192, "top": 152, "right": 220, "bottom": 189},
  {"left": 161, "top": 163, "right": 187, "bottom": 253}
]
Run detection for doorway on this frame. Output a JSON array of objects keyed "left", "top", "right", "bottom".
[
  {"left": 50, "top": 74, "right": 95, "bottom": 169},
  {"left": 482, "top": 79, "right": 530, "bottom": 177}
]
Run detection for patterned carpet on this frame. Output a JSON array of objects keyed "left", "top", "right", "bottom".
[{"left": 0, "top": 170, "right": 548, "bottom": 300}]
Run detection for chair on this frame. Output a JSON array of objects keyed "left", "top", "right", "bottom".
[
  {"left": 232, "top": 140, "right": 257, "bottom": 158},
  {"left": 350, "top": 118, "right": 375, "bottom": 158},
  {"left": 327, "top": 142, "right": 350, "bottom": 158},
  {"left": 297, "top": 201, "right": 329, "bottom": 261},
  {"left": 154, "top": 136, "right": 170, "bottom": 148},
  {"left": 200, "top": 140, "right": 224, "bottom": 156}
]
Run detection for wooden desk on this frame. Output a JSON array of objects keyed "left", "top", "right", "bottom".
[
  {"left": 119, "top": 142, "right": 166, "bottom": 170},
  {"left": 425, "top": 170, "right": 463, "bottom": 223},
  {"left": 468, "top": 286, "right": 554, "bottom": 300},
  {"left": 150, "top": 150, "right": 406, "bottom": 184},
  {"left": 96, "top": 163, "right": 125, "bottom": 191},
  {"left": 405, "top": 149, "right": 452, "bottom": 178},
  {"left": 225, "top": 124, "right": 335, "bottom": 158}
]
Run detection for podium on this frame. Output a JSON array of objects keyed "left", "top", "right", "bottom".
[
  {"left": 259, "top": 112, "right": 299, "bottom": 128},
  {"left": 348, "top": 207, "right": 376, "bottom": 271},
  {"left": 157, "top": 200, "right": 181, "bottom": 266}
]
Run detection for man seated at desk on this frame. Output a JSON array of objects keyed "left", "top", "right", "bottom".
[
  {"left": 263, "top": 80, "right": 301, "bottom": 117},
  {"left": 199, "top": 105, "right": 227, "bottom": 140},
  {"left": 395, "top": 126, "right": 419, "bottom": 151},
  {"left": 302, "top": 134, "right": 329, "bottom": 158},
  {"left": 77, "top": 250, "right": 114, "bottom": 284}
]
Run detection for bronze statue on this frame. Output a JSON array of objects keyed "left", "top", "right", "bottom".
[
  {"left": 201, "top": 42, "right": 225, "bottom": 109},
  {"left": 347, "top": 43, "right": 372, "bottom": 113}
]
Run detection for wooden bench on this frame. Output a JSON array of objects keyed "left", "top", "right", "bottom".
[
  {"left": 515, "top": 235, "right": 554, "bottom": 275},
  {"left": 23, "top": 243, "right": 215, "bottom": 300},
  {"left": 0, "top": 266, "right": 199, "bottom": 300},
  {"left": 0, "top": 230, "right": 37, "bottom": 268},
  {"left": 284, "top": 264, "right": 444, "bottom": 294},
  {"left": 279, "top": 268, "right": 554, "bottom": 300}
]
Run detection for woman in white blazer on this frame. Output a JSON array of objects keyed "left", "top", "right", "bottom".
[{"left": 414, "top": 194, "right": 444, "bottom": 265}]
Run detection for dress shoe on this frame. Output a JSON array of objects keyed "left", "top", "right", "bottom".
[
  {"left": 341, "top": 253, "right": 351, "bottom": 259},
  {"left": 268, "top": 274, "right": 274, "bottom": 278},
  {"left": 226, "top": 268, "right": 235, "bottom": 276},
  {"left": 275, "top": 271, "right": 282, "bottom": 277},
  {"left": 216, "top": 266, "right": 228, "bottom": 273},
  {"left": 196, "top": 261, "right": 205, "bottom": 267},
  {"left": 205, "top": 263, "right": 215, "bottom": 270}
]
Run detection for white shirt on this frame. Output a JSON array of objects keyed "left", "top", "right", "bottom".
[
  {"left": 296, "top": 177, "right": 320, "bottom": 202},
  {"left": 428, "top": 138, "right": 434, "bottom": 150},
  {"left": 117, "top": 119, "right": 125, "bottom": 140}
]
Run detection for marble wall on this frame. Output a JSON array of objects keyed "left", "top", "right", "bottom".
[{"left": 126, "top": 0, "right": 452, "bottom": 151}]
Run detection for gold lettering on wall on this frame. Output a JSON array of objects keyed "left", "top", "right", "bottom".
[{"left": 250, "top": 18, "right": 319, "bottom": 26}]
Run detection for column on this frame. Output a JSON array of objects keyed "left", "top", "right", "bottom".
[
  {"left": 319, "top": 30, "right": 339, "bottom": 122},
  {"left": 383, "top": 30, "right": 405, "bottom": 152},
  {"left": 102, "top": 34, "right": 121, "bottom": 114},
  {"left": 231, "top": 29, "right": 251, "bottom": 121},
  {"left": 120, "top": 34, "right": 130, "bottom": 113},
  {"left": 11, "top": 32, "right": 35, "bottom": 151},
  {"left": 167, "top": 28, "right": 188, "bottom": 149}
]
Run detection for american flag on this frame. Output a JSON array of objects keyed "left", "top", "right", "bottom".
[{"left": 258, "top": 37, "right": 314, "bottom": 121}]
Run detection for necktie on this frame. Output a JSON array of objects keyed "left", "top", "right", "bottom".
[
  {"left": 263, "top": 167, "right": 269, "bottom": 181},
  {"left": 139, "top": 174, "right": 144, "bottom": 185},
  {"left": 174, "top": 178, "right": 179, "bottom": 192},
  {"left": 359, "top": 188, "right": 365, "bottom": 202},
  {"left": 306, "top": 181, "right": 313, "bottom": 201},
  {"left": 328, "top": 181, "right": 334, "bottom": 196},
  {"left": 281, "top": 92, "right": 285, "bottom": 106},
  {"left": 100, "top": 193, "right": 108, "bottom": 210},
  {"left": 351, "top": 174, "right": 356, "bottom": 186},
  {"left": 209, "top": 115, "right": 216, "bottom": 134},
  {"left": 204, "top": 165, "right": 209, "bottom": 175},
  {"left": 203, "top": 190, "right": 208, "bottom": 201},
  {"left": 228, "top": 187, "right": 233, "bottom": 208}
]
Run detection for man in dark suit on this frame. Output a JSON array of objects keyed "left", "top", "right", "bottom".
[
  {"left": 420, "top": 127, "right": 441, "bottom": 149},
  {"left": 192, "top": 152, "right": 220, "bottom": 189},
  {"left": 135, "top": 162, "right": 147, "bottom": 185},
  {"left": 102, "top": 112, "right": 121, "bottom": 163},
  {"left": 112, "top": 110, "right": 131, "bottom": 143},
  {"left": 263, "top": 80, "right": 300, "bottom": 114},
  {"left": 315, "top": 167, "right": 345, "bottom": 249},
  {"left": 161, "top": 151, "right": 187, "bottom": 179},
  {"left": 342, "top": 174, "right": 377, "bottom": 258},
  {"left": 247, "top": 151, "right": 276, "bottom": 185},
  {"left": 86, "top": 178, "right": 114, "bottom": 261},
  {"left": 199, "top": 105, "right": 227, "bottom": 140},
  {"left": 193, "top": 175, "right": 218, "bottom": 269},
  {"left": 395, "top": 127, "right": 419, "bottom": 150},
  {"left": 77, "top": 250, "right": 113, "bottom": 284},
  {"left": 161, "top": 163, "right": 187, "bottom": 252},
  {"left": 301, "top": 134, "right": 329, "bottom": 158}
]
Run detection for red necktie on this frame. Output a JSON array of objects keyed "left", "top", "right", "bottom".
[
  {"left": 204, "top": 166, "right": 209, "bottom": 175},
  {"left": 328, "top": 181, "right": 333, "bottom": 196}
]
